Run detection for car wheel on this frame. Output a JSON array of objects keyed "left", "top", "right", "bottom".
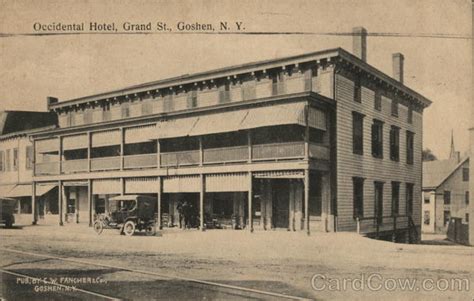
[
  {"left": 145, "top": 223, "right": 156, "bottom": 236},
  {"left": 123, "top": 221, "right": 135, "bottom": 236},
  {"left": 93, "top": 221, "right": 103, "bottom": 235},
  {"left": 5, "top": 219, "right": 13, "bottom": 228}
]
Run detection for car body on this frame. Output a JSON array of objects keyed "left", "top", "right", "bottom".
[{"left": 0, "top": 197, "right": 16, "bottom": 228}]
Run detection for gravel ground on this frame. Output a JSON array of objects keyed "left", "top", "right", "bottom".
[{"left": 1, "top": 224, "right": 473, "bottom": 300}]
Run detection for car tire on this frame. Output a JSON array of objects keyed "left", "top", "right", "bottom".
[
  {"left": 145, "top": 223, "right": 156, "bottom": 236},
  {"left": 123, "top": 221, "right": 135, "bottom": 236},
  {"left": 5, "top": 219, "right": 13, "bottom": 228}
]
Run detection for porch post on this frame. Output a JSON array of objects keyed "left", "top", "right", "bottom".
[
  {"left": 120, "top": 127, "right": 124, "bottom": 170},
  {"left": 199, "top": 137, "right": 203, "bottom": 166},
  {"left": 199, "top": 174, "right": 205, "bottom": 231},
  {"left": 88, "top": 179, "right": 92, "bottom": 227},
  {"left": 87, "top": 131, "right": 91, "bottom": 172},
  {"left": 304, "top": 103, "right": 310, "bottom": 160},
  {"left": 247, "top": 131, "right": 252, "bottom": 163},
  {"left": 248, "top": 172, "right": 253, "bottom": 232},
  {"left": 58, "top": 180, "right": 63, "bottom": 226},
  {"left": 32, "top": 182, "right": 37, "bottom": 225},
  {"left": 156, "top": 139, "right": 161, "bottom": 168},
  {"left": 304, "top": 170, "right": 310, "bottom": 235},
  {"left": 58, "top": 136, "right": 63, "bottom": 174},
  {"left": 157, "top": 177, "right": 162, "bottom": 230}
]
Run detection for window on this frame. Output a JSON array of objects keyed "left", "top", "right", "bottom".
[
  {"left": 374, "top": 182, "right": 384, "bottom": 223},
  {"left": 26, "top": 146, "right": 34, "bottom": 170},
  {"left": 444, "top": 191, "right": 451, "bottom": 205},
  {"left": 424, "top": 211, "right": 430, "bottom": 225},
  {"left": 67, "top": 112, "right": 75, "bottom": 126},
  {"left": 12, "top": 148, "right": 18, "bottom": 171},
  {"left": 371, "top": 120, "right": 384, "bottom": 158},
  {"left": 443, "top": 210, "right": 451, "bottom": 226},
  {"left": 407, "top": 106, "right": 413, "bottom": 124},
  {"left": 353, "top": 177, "right": 364, "bottom": 218},
  {"left": 462, "top": 168, "right": 469, "bottom": 181},
  {"left": 424, "top": 192, "right": 430, "bottom": 204},
  {"left": 0, "top": 151, "right": 4, "bottom": 171},
  {"left": 390, "top": 126, "right": 400, "bottom": 161},
  {"left": 188, "top": 89, "right": 198, "bottom": 108},
  {"left": 121, "top": 102, "right": 130, "bottom": 118},
  {"left": 465, "top": 191, "right": 469, "bottom": 205},
  {"left": 391, "top": 182, "right": 400, "bottom": 216},
  {"left": 391, "top": 99, "right": 398, "bottom": 117},
  {"left": 218, "top": 83, "right": 230, "bottom": 103},
  {"left": 352, "top": 112, "right": 364, "bottom": 155},
  {"left": 83, "top": 110, "right": 92, "bottom": 124},
  {"left": 466, "top": 213, "right": 470, "bottom": 223},
  {"left": 406, "top": 131, "right": 414, "bottom": 164},
  {"left": 374, "top": 90, "right": 382, "bottom": 111},
  {"left": 141, "top": 100, "right": 153, "bottom": 115},
  {"left": 5, "top": 149, "right": 11, "bottom": 171},
  {"left": 354, "top": 77, "right": 361, "bottom": 102},
  {"left": 406, "top": 183, "right": 414, "bottom": 216},
  {"left": 102, "top": 103, "right": 111, "bottom": 121}
]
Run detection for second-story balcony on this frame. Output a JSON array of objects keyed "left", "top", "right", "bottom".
[
  {"left": 91, "top": 156, "right": 121, "bottom": 171},
  {"left": 124, "top": 153, "right": 157, "bottom": 169}
]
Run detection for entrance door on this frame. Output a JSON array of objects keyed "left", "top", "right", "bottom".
[
  {"left": 272, "top": 180, "right": 289, "bottom": 228},
  {"left": 374, "top": 182, "right": 384, "bottom": 225}
]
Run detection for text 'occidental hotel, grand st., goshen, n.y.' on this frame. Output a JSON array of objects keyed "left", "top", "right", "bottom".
[{"left": 1, "top": 27, "right": 431, "bottom": 242}]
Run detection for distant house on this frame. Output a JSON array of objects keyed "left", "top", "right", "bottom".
[
  {"left": 422, "top": 138, "right": 469, "bottom": 233},
  {"left": 0, "top": 111, "right": 57, "bottom": 224}
]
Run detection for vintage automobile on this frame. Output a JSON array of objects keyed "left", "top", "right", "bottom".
[
  {"left": 0, "top": 197, "right": 16, "bottom": 228},
  {"left": 93, "top": 195, "right": 157, "bottom": 236}
]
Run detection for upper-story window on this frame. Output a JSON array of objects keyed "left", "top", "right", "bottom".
[
  {"left": 406, "top": 131, "right": 414, "bottom": 164},
  {"left": 218, "top": 83, "right": 230, "bottom": 104},
  {"left": 371, "top": 119, "right": 384, "bottom": 158},
  {"left": 0, "top": 151, "right": 4, "bottom": 172},
  {"left": 390, "top": 126, "right": 400, "bottom": 162},
  {"left": 141, "top": 100, "right": 153, "bottom": 115},
  {"left": 462, "top": 168, "right": 469, "bottom": 181},
  {"left": 67, "top": 112, "right": 75, "bottom": 127},
  {"left": 374, "top": 90, "right": 382, "bottom": 111},
  {"left": 12, "top": 148, "right": 18, "bottom": 171},
  {"left": 5, "top": 149, "right": 11, "bottom": 171},
  {"left": 424, "top": 192, "right": 430, "bottom": 204},
  {"left": 121, "top": 102, "right": 130, "bottom": 118},
  {"left": 465, "top": 191, "right": 470, "bottom": 205},
  {"left": 407, "top": 105, "right": 413, "bottom": 124},
  {"left": 102, "top": 103, "right": 111, "bottom": 121},
  {"left": 188, "top": 89, "right": 198, "bottom": 108},
  {"left": 26, "top": 146, "right": 34, "bottom": 170},
  {"left": 406, "top": 183, "right": 414, "bottom": 216},
  {"left": 83, "top": 109, "right": 93, "bottom": 124},
  {"left": 444, "top": 191, "right": 451, "bottom": 205},
  {"left": 354, "top": 77, "right": 362, "bottom": 103},
  {"left": 391, "top": 99, "right": 398, "bottom": 117},
  {"left": 352, "top": 112, "right": 364, "bottom": 155}
]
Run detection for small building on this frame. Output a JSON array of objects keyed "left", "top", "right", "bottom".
[
  {"left": 25, "top": 27, "right": 431, "bottom": 242},
  {"left": 422, "top": 138, "right": 470, "bottom": 233},
  {"left": 0, "top": 110, "right": 57, "bottom": 224}
]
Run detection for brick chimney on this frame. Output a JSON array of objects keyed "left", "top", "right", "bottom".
[
  {"left": 352, "top": 27, "right": 367, "bottom": 62},
  {"left": 392, "top": 53, "right": 404, "bottom": 83}
]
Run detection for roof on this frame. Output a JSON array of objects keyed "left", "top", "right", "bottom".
[
  {"left": 0, "top": 111, "right": 57, "bottom": 136},
  {"left": 48, "top": 48, "right": 431, "bottom": 110},
  {"left": 423, "top": 157, "right": 469, "bottom": 190}
]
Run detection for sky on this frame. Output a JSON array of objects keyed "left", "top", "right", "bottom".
[{"left": 0, "top": 0, "right": 471, "bottom": 159}]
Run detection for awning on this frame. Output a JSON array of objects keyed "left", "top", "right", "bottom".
[
  {"left": 189, "top": 110, "right": 249, "bottom": 136},
  {"left": 254, "top": 170, "right": 304, "bottom": 179},
  {"left": 156, "top": 117, "right": 199, "bottom": 139},
  {"left": 6, "top": 184, "right": 56, "bottom": 198},
  {"left": 124, "top": 124, "right": 157, "bottom": 144},
  {"left": 0, "top": 185, "right": 15, "bottom": 197},
  {"left": 63, "top": 134, "right": 88, "bottom": 150},
  {"left": 92, "top": 179, "right": 121, "bottom": 194},
  {"left": 36, "top": 184, "right": 57, "bottom": 196},
  {"left": 240, "top": 102, "right": 306, "bottom": 130},
  {"left": 91, "top": 130, "right": 121, "bottom": 147},
  {"left": 308, "top": 107, "right": 327, "bottom": 130},
  {"left": 124, "top": 177, "right": 160, "bottom": 194},
  {"left": 163, "top": 176, "right": 200, "bottom": 193},
  {"left": 205, "top": 173, "right": 249, "bottom": 192}
]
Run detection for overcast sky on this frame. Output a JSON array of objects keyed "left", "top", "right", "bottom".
[{"left": 0, "top": 0, "right": 471, "bottom": 159}]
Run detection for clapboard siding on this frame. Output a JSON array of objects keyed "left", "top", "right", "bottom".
[{"left": 335, "top": 74, "right": 422, "bottom": 232}]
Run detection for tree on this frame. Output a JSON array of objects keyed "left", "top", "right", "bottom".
[{"left": 422, "top": 148, "right": 437, "bottom": 161}]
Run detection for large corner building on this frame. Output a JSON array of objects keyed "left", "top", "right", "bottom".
[{"left": 23, "top": 27, "right": 431, "bottom": 242}]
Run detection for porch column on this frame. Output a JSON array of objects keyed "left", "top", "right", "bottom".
[
  {"left": 157, "top": 177, "right": 162, "bottom": 229},
  {"left": 248, "top": 172, "right": 253, "bottom": 232},
  {"left": 295, "top": 180, "right": 304, "bottom": 230},
  {"left": 87, "top": 132, "right": 91, "bottom": 172},
  {"left": 88, "top": 180, "right": 92, "bottom": 227},
  {"left": 32, "top": 182, "right": 37, "bottom": 225},
  {"left": 199, "top": 174, "right": 205, "bottom": 231},
  {"left": 156, "top": 140, "right": 161, "bottom": 168},
  {"left": 321, "top": 173, "right": 331, "bottom": 232},
  {"left": 58, "top": 180, "right": 63, "bottom": 226},
  {"left": 120, "top": 127, "right": 124, "bottom": 170},
  {"left": 199, "top": 137, "right": 203, "bottom": 166},
  {"left": 247, "top": 131, "right": 252, "bottom": 163},
  {"left": 304, "top": 103, "right": 310, "bottom": 160},
  {"left": 304, "top": 170, "right": 310, "bottom": 235},
  {"left": 264, "top": 180, "right": 273, "bottom": 230},
  {"left": 58, "top": 136, "right": 63, "bottom": 174},
  {"left": 289, "top": 180, "right": 295, "bottom": 231}
]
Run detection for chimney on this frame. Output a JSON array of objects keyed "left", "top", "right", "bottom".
[
  {"left": 392, "top": 53, "right": 404, "bottom": 83},
  {"left": 47, "top": 96, "right": 58, "bottom": 107},
  {"left": 352, "top": 27, "right": 367, "bottom": 62}
]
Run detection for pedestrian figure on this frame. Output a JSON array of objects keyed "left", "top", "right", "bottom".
[{"left": 177, "top": 200, "right": 185, "bottom": 229}]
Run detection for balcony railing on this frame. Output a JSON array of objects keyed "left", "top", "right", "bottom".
[
  {"left": 160, "top": 150, "right": 200, "bottom": 167},
  {"left": 90, "top": 156, "right": 121, "bottom": 171},
  {"left": 309, "top": 143, "right": 330, "bottom": 160},
  {"left": 62, "top": 159, "right": 89, "bottom": 173},
  {"left": 124, "top": 153, "right": 157, "bottom": 169},
  {"left": 35, "top": 162, "right": 59, "bottom": 175},
  {"left": 203, "top": 145, "right": 248, "bottom": 164},
  {"left": 252, "top": 141, "right": 305, "bottom": 161}
]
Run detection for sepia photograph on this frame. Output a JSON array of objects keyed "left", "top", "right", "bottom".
[{"left": 0, "top": 0, "right": 472, "bottom": 300}]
